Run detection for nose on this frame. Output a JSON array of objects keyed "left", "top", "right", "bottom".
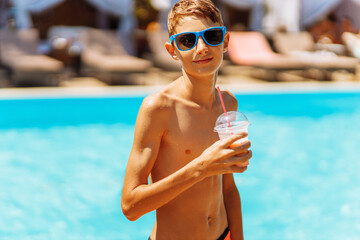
[{"left": 195, "top": 36, "right": 208, "bottom": 55}]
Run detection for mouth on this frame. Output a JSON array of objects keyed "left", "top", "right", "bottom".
[{"left": 193, "top": 57, "right": 213, "bottom": 64}]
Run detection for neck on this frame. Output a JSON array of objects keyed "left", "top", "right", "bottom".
[{"left": 179, "top": 69, "right": 218, "bottom": 109}]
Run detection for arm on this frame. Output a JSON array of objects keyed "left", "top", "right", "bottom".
[
  {"left": 222, "top": 89, "right": 246, "bottom": 239},
  {"left": 121, "top": 94, "right": 184, "bottom": 221},
  {"left": 223, "top": 174, "right": 244, "bottom": 240},
  {"left": 121, "top": 94, "right": 251, "bottom": 221}
]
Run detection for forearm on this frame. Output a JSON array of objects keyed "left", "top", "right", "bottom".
[
  {"left": 223, "top": 177, "right": 244, "bottom": 240},
  {"left": 122, "top": 159, "right": 204, "bottom": 221},
  {"left": 122, "top": 132, "right": 251, "bottom": 221}
]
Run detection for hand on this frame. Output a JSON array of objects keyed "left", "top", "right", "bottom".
[{"left": 195, "top": 133, "right": 252, "bottom": 177}]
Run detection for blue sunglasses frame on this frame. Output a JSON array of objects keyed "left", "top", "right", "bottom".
[{"left": 170, "top": 26, "right": 226, "bottom": 51}]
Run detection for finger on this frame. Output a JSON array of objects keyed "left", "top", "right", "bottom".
[
  {"left": 236, "top": 160, "right": 249, "bottom": 167},
  {"left": 220, "top": 133, "right": 248, "bottom": 147},
  {"left": 229, "top": 165, "right": 248, "bottom": 174},
  {"left": 231, "top": 141, "right": 251, "bottom": 153},
  {"left": 242, "top": 150, "right": 252, "bottom": 160},
  {"left": 233, "top": 158, "right": 249, "bottom": 168},
  {"left": 226, "top": 150, "right": 252, "bottom": 165}
]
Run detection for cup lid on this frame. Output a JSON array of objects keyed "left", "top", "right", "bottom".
[{"left": 214, "top": 111, "right": 250, "bottom": 131}]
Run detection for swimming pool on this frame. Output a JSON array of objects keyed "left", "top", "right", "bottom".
[{"left": 1, "top": 90, "right": 360, "bottom": 240}]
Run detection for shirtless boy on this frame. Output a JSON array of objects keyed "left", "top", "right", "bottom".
[{"left": 121, "top": 1, "right": 252, "bottom": 239}]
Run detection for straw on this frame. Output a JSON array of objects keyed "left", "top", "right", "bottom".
[{"left": 216, "top": 86, "right": 232, "bottom": 128}]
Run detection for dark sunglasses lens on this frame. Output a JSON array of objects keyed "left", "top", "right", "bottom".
[
  {"left": 204, "top": 29, "right": 224, "bottom": 45},
  {"left": 176, "top": 33, "right": 196, "bottom": 50}
]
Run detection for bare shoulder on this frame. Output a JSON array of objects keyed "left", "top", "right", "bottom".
[
  {"left": 137, "top": 85, "right": 174, "bottom": 125},
  {"left": 142, "top": 80, "right": 180, "bottom": 110},
  {"left": 141, "top": 92, "right": 170, "bottom": 114},
  {"left": 220, "top": 89, "right": 238, "bottom": 111}
]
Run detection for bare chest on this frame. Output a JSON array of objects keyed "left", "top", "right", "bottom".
[
  {"left": 151, "top": 108, "right": 220, "bottom": 178},
  {"left": 172, "top": 107, "right": 220, "bottom": 151}
]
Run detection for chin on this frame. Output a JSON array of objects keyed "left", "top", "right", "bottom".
[
  {"left": 196, "top": 67, "right": 219, "bottom": 76},
  {"left": 187, "top": 61, "right": 223, "bottom": 76},
  {"left": 183, "top": 66, "right": 217, "bottom": 77}
]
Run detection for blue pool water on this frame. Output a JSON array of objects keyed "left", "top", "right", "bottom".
[{"left": 1, "top": 91, "right": 360, "bottom": 240}]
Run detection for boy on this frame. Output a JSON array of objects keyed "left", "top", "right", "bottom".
[{"left": 121, "top": 1, "right": 252, "bottom": 239}]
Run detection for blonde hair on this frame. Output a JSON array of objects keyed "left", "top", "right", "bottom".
[{"left": 167, "top": 0, "right": 224, "bottom": 37}]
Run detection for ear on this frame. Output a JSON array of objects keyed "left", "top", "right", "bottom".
[
  {"left": 223, "top": 32, "right": 230, "bottom": 53},
  {"left": 165, "top": 42, "right": 179, "bottom": 60}
]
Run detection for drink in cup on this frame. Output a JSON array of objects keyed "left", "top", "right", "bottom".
[{"left": 214, "top": 111, "right": 250, "bottom": 148}]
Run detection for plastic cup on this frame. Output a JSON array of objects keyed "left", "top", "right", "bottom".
[{"left": 214, "top": 111, "right": 250, "bottom": 148}]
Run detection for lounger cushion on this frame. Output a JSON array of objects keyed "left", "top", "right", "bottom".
[
  {"left": 147, "top": 30, "right": 182, "bottom": 71},
  {"left": 228, "top": 31, "right": 307, "bottom": 69},
  {"left": 5, "top": 55, "right": 63, "bottom": 72},
  {"left": 273, "top": 32, "right": 315, "bottom": 54},
  {"left": 0, "top": 29, "right": 64, "bottom": 73},
  {"left": 77, "top": 28, "right": 152, "bottom": 74},
  {"left": 82, "top": 51, "right": 152, "bottom": 72}
]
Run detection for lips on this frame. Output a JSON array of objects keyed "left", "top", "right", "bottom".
[{"left": 193, "top": 57, "right": 213, "bottom": 64}]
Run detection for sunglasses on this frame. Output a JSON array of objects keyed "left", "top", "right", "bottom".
[{"left": 170, "top": 26, "right": 226, "bottom": 51}]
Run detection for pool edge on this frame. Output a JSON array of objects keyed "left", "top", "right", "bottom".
[{"left": 0, "top": 82, "right": 360, "bottom": 99}]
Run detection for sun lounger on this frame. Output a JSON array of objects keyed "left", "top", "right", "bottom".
[
  {"left": 227, "top": 31, "right": 307, "bottom": 81},
  {"left": 273, "top": 31, "right": 314, "bottom": 54},
  {"left": 228, "top": 31, "right": 308, "bottom": 69},
  {"left": 342, "top": 32, "right": 360, "bottom": 59},
  {"left": 0, "top": 29, "right": 64, "bottom": 86},
  {"left": 77, "top": 28, "right": 152, "bottom": 85},
  {"left": 146, "top": 29, "right": 182, "bottom": 71},
  {"left": 273, "top": 32, "right": 359, "bottom": 79}
]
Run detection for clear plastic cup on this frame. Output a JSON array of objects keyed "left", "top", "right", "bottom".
[{"left": 214, "top": 111, "right": 250, "bottom": 148}]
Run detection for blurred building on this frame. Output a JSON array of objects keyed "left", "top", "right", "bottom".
[
  {"left": 1, "top": 0, "right": 360, "bottom": 57},
  {"left": 221, "top": 0, "right": 360, "bottom": 35},
  {"left": 1, "top": 0, "right": 136, "bottom": 54}
]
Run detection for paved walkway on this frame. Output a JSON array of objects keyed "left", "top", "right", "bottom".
[{"left": 1, "top": 65, "right": 360, "bottom": 99}]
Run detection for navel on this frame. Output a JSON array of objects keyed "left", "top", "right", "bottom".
[{"left": 185, "top": 149, "right": 191, "bottom": 155}]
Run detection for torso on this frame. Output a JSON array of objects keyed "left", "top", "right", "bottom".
[{"left": 149, "top": 81, "right": 234, "bottom": 239}]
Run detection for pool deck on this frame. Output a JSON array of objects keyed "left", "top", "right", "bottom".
[{"left": 1, "top": 74, "right": 360, "bottom": 99}]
